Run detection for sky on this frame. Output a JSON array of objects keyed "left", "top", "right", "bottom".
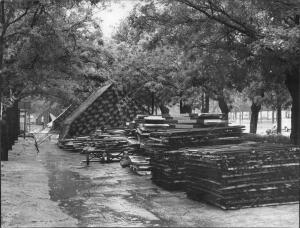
[{"left": 93, "top": 0, "right": 138, "bottom": 40}]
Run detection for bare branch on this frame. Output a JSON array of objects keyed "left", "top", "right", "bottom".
[
  {"left": 7, "top": 7, "right": 29, "bottom": 26},
  {"left": 176, "top": 0, "right": 259, "bottom": 39}
]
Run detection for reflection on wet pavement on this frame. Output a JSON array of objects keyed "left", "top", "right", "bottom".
[{"left": 41, "top": 142, "right": 173, "bottom": 227}]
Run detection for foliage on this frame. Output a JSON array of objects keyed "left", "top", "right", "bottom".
[
  {"left": 109, "top": 37, "right": 187, "bottom": 109},
  {"left": 0, "top": 0, "right": 110, "bottom": 107}
]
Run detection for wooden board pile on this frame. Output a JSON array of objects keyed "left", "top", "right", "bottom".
[
  {"left": 57, "top": 136, "right": 91, "bottom": 151},
  {"left": 136, "top": 116, "right": 170, "bottom": 140},
  {"left": 135, "top": 113, "right": 229, "bottom": 138},
  {"left": 128, "top": 155, "right": 151, "bottom": 175},
  {"left": 164, "top": 113, "right": 228, "bottom": 129},
  {"left": 140, "top": 113, "right": 244, "bottom": 190},
  {"left": 150, "top": 150, "right": 186, "bottom": 190},
  {"left": 184, "top": 143, "right": 300, "bottom": 209},
  {"left": 58, "top": 128, "right": 141, "bottom": 163},
  {"left": 148, "top": 126, "right": 245, "bottom": 149}
]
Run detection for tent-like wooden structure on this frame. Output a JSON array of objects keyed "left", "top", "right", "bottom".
[
  {"left": 52, "top": 104, "right": 78, "bottom": 131},
  {"left": 60, "top": 83, "right": 148, "bottom": 139}
]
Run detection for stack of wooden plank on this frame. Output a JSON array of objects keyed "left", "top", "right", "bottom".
[
  {"left": 150, "top": 150, "right": 186, "bottom": 190},
  {"left": 184, "top": 143, "right": 300, "bottom": 209},
  {"left": 58, "top": 136, "right": 91, "bottom": 151},
  {"left": 58, "top": 128, "right": 141, "bottom": 163},
  {"left": 164, "top": 113, "right": 228, "bottom": 129},
  {"left": 141, "top": 114, "right": 244, "bottom": 190},
  {"left": 148, "top": 126, "right": 245, "bottom": 148},
  {"left": 128, "top": 155, "right": 151, "bottom": 175},
  {"left": 136, "top": 116, "right": 170, "bottom": 140}
]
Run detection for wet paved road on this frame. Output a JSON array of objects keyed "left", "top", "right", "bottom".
[
  {"left": 39, "top": 141, "right": 174, "bottom": 227},
  {"left": 37, "top": 140, "right": 299, "bottom": 227}
]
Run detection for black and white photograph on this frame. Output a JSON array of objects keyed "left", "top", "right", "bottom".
[{"left": 0, "top": 0, "right": 299, "bottom": 227}]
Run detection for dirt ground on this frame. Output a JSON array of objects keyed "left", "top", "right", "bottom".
[{"left": 1, "top": 137, "right": 299, "bottom": 227}]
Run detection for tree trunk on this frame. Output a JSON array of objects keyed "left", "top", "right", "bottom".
[
  {"left": 201, "top": 93, "right": 209, "bottom": 113},
  {"left": 159, "top": 104, "right": 169, "bottom": 115},
  {"left": 205, "top": 94, "right": 209, "bottom": 113},
  {"left": 180, "top": 99, "right": 183, "bottom": 113},
  {"left": 0, "top": 0, "right": 6, "bottom": 113},
  {"left": 250, "top": 102, "right": 261, "bottom": 134},
  {"left": 277, "top": 105, "right": 282, "bottom": 134},
  {"left": 151, "top": 92, "right": 155, "bottom": 115},
  {"left": 180, "top": 104, "right": 192, "bottom": 114},
  {"left": 0, "top": 119, "right": 2, "bottom": 159},
  {"left": 180, "top": 99, "right": 192, "bottom": 114},
  {"left": 217, "top": 96, "right": 229, "bottom": 120},
  {"left": 272, "top": 110, "right": 275, "bottom": 124},
  {"left": 1, "top": 119, "right": 8, "bottom": 161},
  {"left": 285, "top": 68, "right": 300, "bottom": 145}
]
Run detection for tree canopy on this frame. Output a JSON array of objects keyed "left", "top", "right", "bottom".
[
  {"left": 1, "top": 0, "right": 299, "bottom": 144},
  {"left": 110, "top": 0, "right": 300, "bottom": 143}
]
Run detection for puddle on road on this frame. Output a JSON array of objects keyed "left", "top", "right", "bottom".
[
  {"left": 46, "top": 167, "right": 172, "bottom": 227},
  {"left": 48, "top": 168, "right": 92, "bottom": 223},
  {"left": 43, "top": 145, "right": 174, "bottom": 227}
]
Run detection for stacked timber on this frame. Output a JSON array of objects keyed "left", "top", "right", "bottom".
[
  {"left": 150, "top": 150, "right": 186, "bottom": 190},
  {"left": 148, "top": 126, "right": 245, "bottom": 148},
  {"left": 147, "top": 124, "right": 245, "bottom": 190},
  {"left": 184, "top": 143, "right": 300, "bottom": 209},
  {"left": 59, "top": 129, "right": 140, "bottom": 157},
  {"left": 128, "top": 155, "right": 151, "bottom": 175},
  {"left": 164, "top": 113, "right": 228, "bottom": 129},
  {"left": 136, "top": 116, "right": 170, "bottom": 140},
  {"left": 57, "top": 136, "right": 91, "bottom": 151}
]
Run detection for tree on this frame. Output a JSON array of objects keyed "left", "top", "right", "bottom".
[
  {"left": 264, "top": 84, "right": 292, "bottom": 134},
  {"left": 109, "top": 33, "right": 186, "bottom": 114},
  {"left": 173, "top": 0, "right": 300, "bottom": 143},
  {"left": 125, "top": 0, "right": 300, "bottom": 144},
  {"left": 0, "top": 0, "right": 109, "bottom": 109}
]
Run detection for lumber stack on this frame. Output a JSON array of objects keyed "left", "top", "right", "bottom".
[
  {"left": 136, "top": 116, "right": 170, "bottom": 140},
  {"left": 164, "top": 113, "right": 228, "bottom": 129},
  {"left": 150, "top": 150, "right": 186, "bottom": 190},
  {"left": 59, "top": 129, "right": 140, "bottom": 158},
  {"left": 184, "top": 143, "right": 300, "bottom": 209},
  {"left": 58, "top": 136, "right": 91, "bottom": 151},
  {"left": 142, "top": 114, "right": 244, "bottom": 190},
  {"left": 148, "top": 126, "right": 245, "bottom": 148},
  {"left": 128, "top": 155, "right": 151, "bottom": 175}
]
